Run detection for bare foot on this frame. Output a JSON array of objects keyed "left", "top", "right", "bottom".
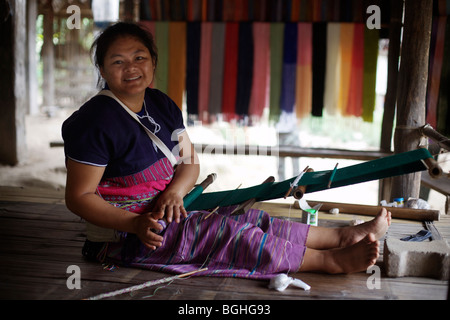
[
  {"left": 325, "top": 233, "right": 379, "bottom": 274},
  {"left": 338, "top": 208, "right": 391, "bottom": 247}
]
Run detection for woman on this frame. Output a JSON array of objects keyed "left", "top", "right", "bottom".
[{"left": 63, "top": 22, "right": 390, "bottom": 279}]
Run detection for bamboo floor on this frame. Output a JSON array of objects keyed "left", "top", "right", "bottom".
[{"left": 0, "top": 186, "right": 449, "bottom": 301}]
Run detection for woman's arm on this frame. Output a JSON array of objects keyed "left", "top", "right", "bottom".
[
  {"left": 153, "top": 130, "right": 200, "bottom": 223},
  {"left": 65, "top": 159, "right": 164, "bottom": 249}
]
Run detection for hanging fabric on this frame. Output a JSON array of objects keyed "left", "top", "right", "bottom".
[
  {"left": 296, "top": 22, "right": 313, "bottom": 119},
  {"left": 437, "top": 18, "right": 450, "bottom": 136},
  {"left": 235, "top": 22, "right": 254, "bottom": 118},
  {"left": 187, "top": 0, "right": 202, "bottom": 21},
  {"left": 249, "top": 22, "right": 270, "bottom": 119},
  {"left": 221, "top": 22, "right": 239, "bottom": 121},
  {"left": 208, "top": 22, "right": 226, "bottom": 120},
  {"left": 223, "top": 0, "right": 235, "bottom": 21},
  {"left": 346, "top": 23, "right": 364, "bottom": 117},
  {"left": 427, "top": 16, "right": 447, "bottom": 129},
  {"left": 323, "top": 22, "right": 341, "bottom": 116},
  {"left": 362, "top": 27, "right": 379, "bottom": 122},
  {"left": 299, "top": 0, "right": 312, "bottom": 22},
  {"left": 139, "top": 21, "right": 156, "bottom": 89},
  {"left": 186, "top": 21, "right": 201, "bottom": 117},
  {"left": 154, "top": 22, "right": 169, "bottom": 94},
  {"left": 198, "top": 22, "right": 212, "bottom": 123},
  {"left": 311, "top": 22, "right": 327, "bottom": 117},
  {"left": 337, "top": 23, "right": 354, "bottom": 115},
  {"left": 269, "top": 23, "right": 284, "bottom": 122},
  {"left": 170, "top": 0, "right": 186, "bottom": 21},
  {"left": 280, "top": 22, "right": 298, "bottom": 114},
  {"left": 291, "top": 0, "right": 301, "bottom": 21},
  {"left": 168, "top": 22, "right": 186, "bottom": 110},
  {"left": 149, "top": 0, "right": 161, "bottom": 20}
]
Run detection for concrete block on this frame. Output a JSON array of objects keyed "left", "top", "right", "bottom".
[{"left": 383, "top": 238, "right": 450, "bottom": 280}]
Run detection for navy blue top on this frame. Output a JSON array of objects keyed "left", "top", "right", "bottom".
[{"left": 62, "top": 88, "right": 185, "bottom": 179}]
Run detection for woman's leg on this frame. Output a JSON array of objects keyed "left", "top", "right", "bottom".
[
  {"left": 300, "top": 233, "right": 379, "bottom": 274},
  {"left": 305, "top": 208, "right": 391, "bottom": 250}
]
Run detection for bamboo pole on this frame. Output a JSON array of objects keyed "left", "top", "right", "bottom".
[
  {"left": 420, "top": 124, "right": 450, "bottom": 152},
  {"left": 380, "top": 0, "right": 403, "bottom": 153}
]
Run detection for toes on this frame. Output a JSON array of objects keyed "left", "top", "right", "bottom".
[{"left": 365, "top": 233, "right": 376, "bottom": 243}]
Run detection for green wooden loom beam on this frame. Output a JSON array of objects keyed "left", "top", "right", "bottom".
[{"left": 184, "top": 148, "right": 433, "bottom": 211}]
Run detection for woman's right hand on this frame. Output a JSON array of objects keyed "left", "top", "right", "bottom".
[{"left": 133, "top": 212, "right": 165, "bottom": 250}]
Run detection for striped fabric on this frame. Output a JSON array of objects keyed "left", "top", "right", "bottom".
[
  {"left": 337, "top": 23, "right": 354, "bottom": 115},
  {"left": 235, "top": 22, "right": 254, "bottom": 118},
  {"left": 269, "top": 23, "right": 284, "bottom": 122},
  {"left": 140, "top": 19, "right": 382, "bottom": 123},
  {"left": 295, "top": 23, "right": 312, "bottom": 118},
  {"left": 96, "top": 157, "right": 174, "bottom": 213},
  {"left": 249, "top": 22, "right": 270, "bottom": 119},
  {"left": 324, "top": 23, "right": 341, "bottom": 115},
  {"left": 311, "top": 22, "right": 327, "bottom": 117},
  {"left": 280, "top": 23, "right": 298, "bottom": 114},
  {"left": 186, "top": 22, "right": 201, "bottom": 116},
  {"left": 222, "top": 22, "right": 239, "bottom": 121},
  {"left": 208, "top": 23, "right": 226, "bottom": 118},
  {"left": 198, "top": 22, "right": 212, "bottom": 123},
  {"left": 105, "top": 206, "right": 308, "bottom": 280},
  {"left": 362, "top": 28, "right": 379, "bottom": 122},
  {"left": 154, "top": 22, "right": 169, "bottom": 94},
  {"left": 168, "top": 22, "right": 186, "bottom": 110},
  {"left": 346, "top": 23, "right": 365, "bottom": 117}
]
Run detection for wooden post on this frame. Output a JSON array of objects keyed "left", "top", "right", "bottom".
[
  {"left": 391, "top": 0, "right": 433, "bottom": 201},
  {"left": 27, "top": 0, "right": 38, "bottom": 115},
  {"left": 0, "top": 0, "right": 27, "bottom": 165},
  {"left": 378, "top": 0, "right": 404, "bottom": 202},
  {"left": 42, "top": 1, "right": 55, "bottom": 109},
  {"left": 380, "top": 0, "right": 403, "bottom": 152}
]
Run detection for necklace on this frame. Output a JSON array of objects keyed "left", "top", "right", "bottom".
[{"left": 136, "top": 100, "right": 161, "bottom": 152}]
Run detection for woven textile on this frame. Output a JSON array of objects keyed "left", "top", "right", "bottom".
[{"left": 105, "top": 206, "right": 308, "bottom": 280}]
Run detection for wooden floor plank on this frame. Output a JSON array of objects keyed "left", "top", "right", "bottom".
[{"left": 0, "top": 197, "right": 449, "bottom": 300}]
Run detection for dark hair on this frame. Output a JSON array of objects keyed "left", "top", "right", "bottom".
[{"left": 90, "top": 22, "right": 158, "bottom": 87}]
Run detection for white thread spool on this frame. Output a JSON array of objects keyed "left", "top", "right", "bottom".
[{"left": 268, "top": 274, "right": 311, "bottom": 292}]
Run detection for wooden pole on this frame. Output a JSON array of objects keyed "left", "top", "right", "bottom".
[
  {"left": 42, "top": 1, "right": 55, "bottom": 109},
  {"left": 0, "top": 0, "right": 27, "bottom": 165},
  {"left": 380, "top": 0, "right": 403, "bottom": 153},
  {"left": 420, "top": 124, "right": 450, "bottom": 152},
  {"left": 298, "top": 201, "right": 440, "bottom": 222},
  {"left": 391, "top": 0, "right": 433, "bottom": 201}
]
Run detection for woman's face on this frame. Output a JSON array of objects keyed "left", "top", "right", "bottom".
[{"left": 100, "top": 36, "right": 155, "bottom": 99}]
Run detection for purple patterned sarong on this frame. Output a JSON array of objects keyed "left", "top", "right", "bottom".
[
  {"left": 94, "top": 159, "right": 310, "bottom": 280},
  {"left": 105, "top": 206, "right": 309, "bottom": 280}
]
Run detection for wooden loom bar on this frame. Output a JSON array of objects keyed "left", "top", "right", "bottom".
[
  {"left": 420, "top": 124, "right": 450, "bottom": 152},
  {"left": 293, "top": 168, "right": 315, "bottom": 200},
  {"left": 301, "top": 200, "right": 440, "bottom": 222},
  {"left": 231, "top": 176, "right": 275, "bottom": 216},
  {"left": 194, "top": 144, "right": 392, "bottom": 161}
]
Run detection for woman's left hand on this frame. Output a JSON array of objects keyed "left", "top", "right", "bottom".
[{"left": 154, "top": 189, "right": 187, "bottom": 224}]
